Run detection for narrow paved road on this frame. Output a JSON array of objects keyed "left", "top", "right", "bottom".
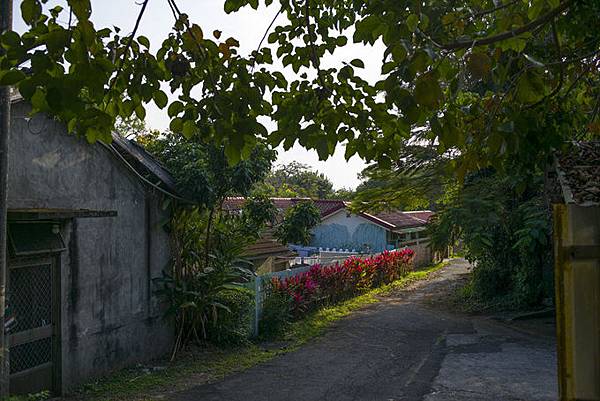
[{"left": 172, "top": 259, "right": 557, "bottom": 401}]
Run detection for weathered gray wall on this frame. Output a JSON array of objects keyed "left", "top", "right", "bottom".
[{"left": 8, "top": 101, "right": 173, "bottom": 391}]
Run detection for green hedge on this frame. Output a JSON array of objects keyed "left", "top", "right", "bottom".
[{"left": 205, "top": 288, "right": 254, "bottom": 345}]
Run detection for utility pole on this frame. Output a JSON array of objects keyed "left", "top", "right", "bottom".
[{"left": 0, "top": 0, "right": 12, "bottom": 398}]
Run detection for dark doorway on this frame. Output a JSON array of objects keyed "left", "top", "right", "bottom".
[{"left": 7, "top": 222, "right": 64, "bottom": 395}]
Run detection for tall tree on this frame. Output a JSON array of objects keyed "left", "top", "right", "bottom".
[
  {"left": 352, "top": 145, "right": 452, "bottom": 212},
  {"left": 139, "top": 131, "right": 276, "bottom": 207},
  {"left": 141, "top": 131, "right": 278, "bottom": 354},
  {"left": 255, "top": 161, "right": 335, "bottom": 199},
  {"left": 138, "top": 131, "right": 276, "bottom": 268},
  {"left": 274, "top": 200, "right": 321, "bottom": 245},
  {"left": 328, "top": 187, "right": 355, "bottom": 201}
]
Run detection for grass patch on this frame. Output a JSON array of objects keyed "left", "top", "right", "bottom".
[
  {"left": 65, "top": 260, "right": 449, "bottom": 401},
  {"left": 67, "top": 345, "right": 283, "bottom": 401}
]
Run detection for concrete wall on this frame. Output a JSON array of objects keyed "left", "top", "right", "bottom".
[
  {"left": 310, "top": 211, "right": 387, "bottom": 252},
  {"left": 8, "top": 102, "right": 173, "bottom": 391},
  {"left": 403, "top": 240, "right": 434, "bottom": 268}
]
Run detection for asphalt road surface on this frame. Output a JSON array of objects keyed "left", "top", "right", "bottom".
[{"left": 171, "top": 259, "right": 557, "bottom": 401}]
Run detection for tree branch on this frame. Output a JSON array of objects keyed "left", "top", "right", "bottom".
[
  {"left": 256, "top": 6, "right": 283, "bottom": 57},
  {"left": 67, "top": 7, "right": 73, "bottom": 44},
  {"left": 525, "top": 20, "right": 564, "bottom": 109},
  {"left": 546, "top": 47, "right": 600, "bottom": 67},
  {"left": 561, "top": 64, "right": 594, "bottom": 101},
  {"left": 251, "top": 5, "right": 284, "bottom": 72},
  {"left": 470, "top": 0, "right": 520, "bottom": 19},
  {"left": 439, "top": 0, "right": 573, "bottom": 51},
  {"left": 486, "top": 66, "right": 522, "bottom": 131},
  {"left": 167, "top": 0, "right": 223, "bottom": 117},
  {"left": 107, "top": 0, "right": 149, "bottom": 95},
  {"left": 576, "top": 90, "right": 600, "bottom": 139},
  {"left": 303, "top": 0, "right": 330, "bottom": 96}
]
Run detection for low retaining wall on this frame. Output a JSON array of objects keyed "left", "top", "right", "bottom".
[{"left": 399, "top": 240, "right": 434, "bottom": 268}]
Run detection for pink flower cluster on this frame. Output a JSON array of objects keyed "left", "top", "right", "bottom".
[{"left": 269, "top": 249, "right": 415, "bottom": 318}]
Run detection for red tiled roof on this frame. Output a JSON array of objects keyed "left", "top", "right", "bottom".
[
  {"left": 223, "top": 197, "right": 432, "bottom": 231},
  {"left": 311, "top": 199, "right": 346, "bottom": 217},
  {"left": 354, "top": 212, "right": 397, "bottom": 230},
  {"left": 356, "top": 210, "right": 433, "bottom": 230}
]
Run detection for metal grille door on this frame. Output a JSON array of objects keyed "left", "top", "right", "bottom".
[{"left": 8, "top": 258, "right": 57, "bottom": 395}]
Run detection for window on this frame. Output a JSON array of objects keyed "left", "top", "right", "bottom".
[{"left": 9, "top": 223, "right": 66, "bottom": 257}]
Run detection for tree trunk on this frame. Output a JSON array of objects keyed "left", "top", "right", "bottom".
[{"left": 204, "top": 206, "right": 215, "bottom": 269}]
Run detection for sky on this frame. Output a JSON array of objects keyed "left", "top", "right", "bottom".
[{"left": 13, "top": 0, "right": 385, "bottom": 189}]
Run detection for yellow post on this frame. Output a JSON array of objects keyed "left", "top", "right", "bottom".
[{"left": 553, "top": 203, "right": 600, "bottom": 400}]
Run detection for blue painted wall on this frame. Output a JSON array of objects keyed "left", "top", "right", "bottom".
[{"left": 309, "top": 213, "right": 387, "bottom": 252}]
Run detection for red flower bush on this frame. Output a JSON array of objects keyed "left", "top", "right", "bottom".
[{"left": 266, "top": 249, "right": 415, "bottom": 319}]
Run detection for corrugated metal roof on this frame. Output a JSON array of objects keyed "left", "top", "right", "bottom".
[{"left": 110, "top": 133, "right": 178, "bottom": 193}]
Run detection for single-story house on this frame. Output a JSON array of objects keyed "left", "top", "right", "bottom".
[
  {"left": 310, "top": 203, "right": 433, "bottom": 253},
  {"left": 6, "top": 99, "right": 174, "bottom": 395},
  {"left": 223, "top": 197, "right": 433, "bottom": 254}
]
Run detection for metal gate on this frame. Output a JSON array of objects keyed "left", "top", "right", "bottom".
[{"left": 8, "top": 257, "right": 58, "bottom": 395}]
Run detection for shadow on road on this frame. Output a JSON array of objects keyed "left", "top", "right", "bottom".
[{"left": 171, "top": 258, "right": 557, "bottom": 401}]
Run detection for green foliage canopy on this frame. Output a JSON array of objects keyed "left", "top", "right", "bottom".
[
  {"left": 227, "top": 0, "right": 600, "bottom": 173},
  {"left": 352, "top": 145, "right": 451, "bottom": 212},
  {"left": 428, "top": 170, "right": 552, "bottom": 307},
  {"left": 7, "top": 0, "right": 280, "bottom": 163},
  {"left": 4, "top": 0, "right": 599, "bottom": 176},
  {"left": 139, "top": 131, "right": 276, "bottom": 207}
]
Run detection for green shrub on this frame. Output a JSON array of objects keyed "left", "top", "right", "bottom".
[
  {"left": 154, "top": 207, "right": 262, "bottom": 356},
  {"left": 470, "top": 254, "right": 512, "bottom": 300},
  {"left": 258, "top": 284, "right": 292, "bottom": 339},
  {"left": 259, "top": 250, "right": 414, "bottom": 337},
  {"left": 205, "top": 288, "right": 254, "bottom": 346},
  {"left": 430, "top": 171, "right": 552, "bottom": 309}
]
